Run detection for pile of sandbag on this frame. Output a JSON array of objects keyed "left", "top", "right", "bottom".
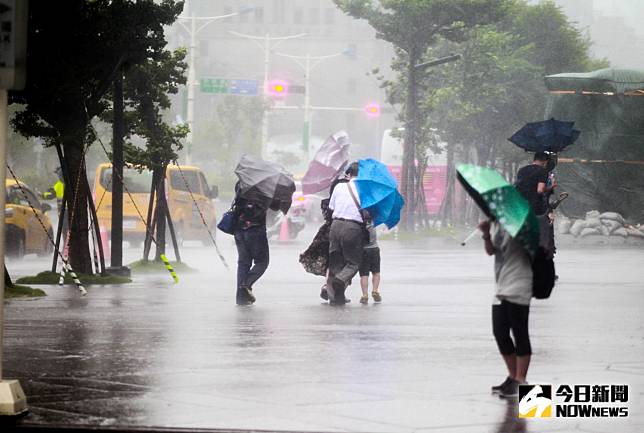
[{"left": 558, "top": 211, "right": 644, "bottom": 239}]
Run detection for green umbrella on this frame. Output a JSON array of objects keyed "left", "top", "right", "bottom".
[{"left": 456, "top": 164, "right": 539, "bottom": 256}]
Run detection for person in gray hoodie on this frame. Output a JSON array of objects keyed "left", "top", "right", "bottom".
[{"left": 479, "top": 219, "right": 533, "bottom": 398}]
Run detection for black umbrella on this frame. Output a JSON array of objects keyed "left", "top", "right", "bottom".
[
  {"left": 509, "top": 118, "right": 581, "bottom": 153},
  {"left": 235, "top": 154, "right": 296, "bottom": 214}
]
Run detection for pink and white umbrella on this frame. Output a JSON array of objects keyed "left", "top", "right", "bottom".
[{"left": 302, "top": 130, "right": 351, "bottom": 195}]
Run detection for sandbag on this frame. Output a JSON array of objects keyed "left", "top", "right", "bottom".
[
  {"left": 601, "top": 219, "right": 622, "bottom": 233},
  {"left": 580, "top": 227, "right": 601, "bottom": 237},
  {"left": 584, "top": 217, "right": 602, "bottom": 229},
  {"left": 612, "top": 227, "right": 628, "bottom": 237},
  {"left": 570, "top": 219, "right": 585, "bottom": 237},
  {"left": 585, "top": 210, "right": 601, "bottom": 219},
  {"left": 599, "top": 225, "right": 610, "bottom": 236},
  {"left": 626, "top": 227, "right": 644, "bottom": 238},
  {"left": 598, "top": 212, "right": 625, "bottom": 225},
  {"left": 558, "top": 217, "right": 572, "bottom": 234}
]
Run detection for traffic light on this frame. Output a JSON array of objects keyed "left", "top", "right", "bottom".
[
  {"left": 268, "top": 80, "right": 288, "bottom": 98},
  {"left": 364, "top": 103, "right": 381, "bottom": 118}
]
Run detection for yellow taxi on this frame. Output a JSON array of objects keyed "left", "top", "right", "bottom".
[
  {"left": 93, "top": 164, "right": 218, "bottom": 247},
  {"left": 5, "top": 178, "right": 54, "bottom": 258}
]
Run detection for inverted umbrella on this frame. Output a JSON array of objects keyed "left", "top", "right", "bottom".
[
  {"left": 354, "top": 158, "right": 404, "bottom": 229},
  {"left": 509, "top": 118, "right": 580, "bottom": 153},
  {"left": 302, "top": 130, "right": 351, "bottom": 195},
  {"left": 456, "top": 164, "right": 539, "bottom": 256},
  {"left": 235, "top": 154, "right": 296, "bottom": 214}
]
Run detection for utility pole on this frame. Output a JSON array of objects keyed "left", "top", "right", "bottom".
[
  {"left": 275, "top": 50, "right": 347, "bottom": 155},
  {"left": 229, "top": 31, "right": 306, "bottom": 157},
  {"left": 176, "top": 5, "right": 255, "bottom": 164}
]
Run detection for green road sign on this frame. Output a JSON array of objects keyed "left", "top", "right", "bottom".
[{"left": 200, "top": 78, "right": 229, "bottom": 94}]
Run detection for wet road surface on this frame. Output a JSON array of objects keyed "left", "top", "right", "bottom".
[{"left": 4, "top": 231, "right": 644, "bottom": 432}]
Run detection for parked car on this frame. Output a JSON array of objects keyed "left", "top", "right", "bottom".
[
  {"left": 5, "top": 178, "right": 53, "bottom": 258},
  {"left": 93, "top": 164, "right": 218, "bottom": 247}
]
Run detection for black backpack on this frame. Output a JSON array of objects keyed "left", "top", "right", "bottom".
[{"left": 532, "top": 247, "right": 555, "bottom": 299}]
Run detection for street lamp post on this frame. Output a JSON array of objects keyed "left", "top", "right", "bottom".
[
  {"left": 275, "top": 50, "right": 347, "bottom": 155},
  {"left": 176, "top": 6, "right": 254, "bottom": 164},
  {"left": 228, "top": 31, "right": 307, "bottom": 158}
]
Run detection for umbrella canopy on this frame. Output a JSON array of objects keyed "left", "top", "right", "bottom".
[
  {"left": 354, "top": 158, "right": 404, "bottom": 229},
  {"left": 456, "top": 164, "right": 539, "bottom": 256},
  {"left": 235, "top": 154, "right": 296, "bottom": 214},
  {"left": 509, "top": 118, "right": 581, "bottom": 153},
  {"left": 302, "top": 130, "right": 351, "bottom": 195}
]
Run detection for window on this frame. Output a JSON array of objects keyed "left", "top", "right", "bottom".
[
  {"left": 198, "top": 172, "right": 210, "bottom": 196},
  {"left": 293, "top": 8, "right": 303, "bottom": 25},
  {"left": 254, "top": 7, "right": 264, "bottom": 23},
  {"left": 309, "top": 8, "right": 319, "bottom": 25},
  {"left": 324, "top": 8, "right": 335, "bottom": 25},
  {"left": 272, "top": 0, "right": 285, "bottom": 24},
  {"left": 100, "top": 167, "right": 153, "bottom": 194},
  {"left": 170, "top": 170, "right": 202, "bottom": 194}
]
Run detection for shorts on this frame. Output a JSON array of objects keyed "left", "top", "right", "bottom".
[{"left": 359, "top": 247, "right": 380, "bottom": 277}]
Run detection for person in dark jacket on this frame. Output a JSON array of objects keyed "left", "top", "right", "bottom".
[{"left": 233, "top": 182, "right": 269, "bottom": 305}]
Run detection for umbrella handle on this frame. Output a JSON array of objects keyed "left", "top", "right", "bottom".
[{"left": 461, "top": 228, "right": 480, "bottom": 246}]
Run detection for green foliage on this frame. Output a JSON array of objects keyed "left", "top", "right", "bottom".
[
  {"left": 16, "top": 271, "right": 131, "bottom": 285},
  {"left": 5, "top": 284, "right": 47, "bottom": 299},
  {"left": 194, "top": 95, "right": 267, "bottom": 197},
  {"left": 106, "top": 48, "right": 189, "bottom": 171}
]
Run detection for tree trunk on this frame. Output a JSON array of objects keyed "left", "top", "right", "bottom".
[
  {"left": 401, "top": 46, "right": 420, "bottom": 231},
  {"left": 63, "top": 132, "right": 92, "bottom": 274},
  {"left": 154, "top": 166, "right": 167, "bottom": 262},
  {"left": 111, "top": 71, "right": 125, "bottom": 268}
]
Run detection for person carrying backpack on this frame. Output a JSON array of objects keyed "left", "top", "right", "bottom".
[{"left": 479, "top": 219, "right": 533, "bottom": 398}]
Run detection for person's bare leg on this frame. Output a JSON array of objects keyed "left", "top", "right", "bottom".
[
  {"left": 372, "top": 273, "right": 380, "bottom": 294},
  {"left": 502, "top": 354, "right": 517, "bottom": 379},
  {"left": 515, "top": 355, "right": 531, "bottom": 383},
  {"left": 360, "top": 275, "right": 369, "bottom": 297}
]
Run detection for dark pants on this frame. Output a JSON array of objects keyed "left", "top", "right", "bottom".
[
  {"left": 327, "top": 219, "right": 363, "bottom": 303},
  {"left": 234, "top": 226, "right": 269, "bottom": 297},
  {"left": 492, "top": 300, "right": 531, "bottom": 356}
]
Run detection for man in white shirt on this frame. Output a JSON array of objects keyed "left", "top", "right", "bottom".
[{"left": 326, "top": 162, "right": 364, "bottom": 305}]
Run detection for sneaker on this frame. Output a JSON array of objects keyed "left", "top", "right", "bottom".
[
  {"left": 329, "top": 298, "right": 351, "bottom": 306},
  {"left": 320, "top": 285, "right": 329, "bottom": 301},
  {"left": 360, "top": 295, "right": 369, "bottom": 304},
  {"left": 499, "top": 378, "right": 520, "bottom": 398},
  {"left": 372, "top": 291, "right": 382, "bottom": 303},
  {"left": 491, "top": 376, "right": 513, "bottom": 394},
  {"left": 246, "top": 288, "right": 256, "bottom": 303}
]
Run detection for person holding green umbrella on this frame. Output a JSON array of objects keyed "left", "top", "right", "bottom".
[{"left": 457, "top": 164, "right": 539, "bottom": 398}]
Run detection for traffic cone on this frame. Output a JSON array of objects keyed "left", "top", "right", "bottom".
[
  {"left": 100, "top": 228, "right": 110, "bottom": 262},
  {"left": 278, "top": 217, "right": 290, "bottom": 242}
]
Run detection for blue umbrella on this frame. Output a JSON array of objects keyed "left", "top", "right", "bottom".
[
  {"left": 354, "top": 158, "right": 404, "bottom": 229},
  {"left": 509, "top": 118, "right": 581, "bottom": 153}
]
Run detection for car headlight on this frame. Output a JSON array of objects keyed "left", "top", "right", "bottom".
[{"left": 5, "top": 208, "right": 14, "bottom": 218}]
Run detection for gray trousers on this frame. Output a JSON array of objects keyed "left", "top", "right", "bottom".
[{"left": 327, "top": 219, "right": 364, "bottom": 302}]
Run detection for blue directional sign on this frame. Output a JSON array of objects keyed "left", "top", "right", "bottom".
[{"left": 229, "top": 79, "right": 259, "bottom": 95}]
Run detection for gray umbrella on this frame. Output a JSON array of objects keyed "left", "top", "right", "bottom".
[{"left": 235, "top": 154, "right": 296, "bottom": 214}]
